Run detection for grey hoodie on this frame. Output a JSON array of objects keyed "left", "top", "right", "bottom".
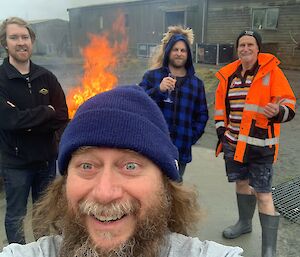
[{"left": 0, "top": 233, "right": 243, "bottom": 257}]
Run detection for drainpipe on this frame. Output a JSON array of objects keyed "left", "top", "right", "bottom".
[{"left": 201, "top": 0, "right": 208, "bottom": 43}]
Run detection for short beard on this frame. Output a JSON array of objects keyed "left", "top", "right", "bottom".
[
  {"left": 168, "top": 58, "right": 186, "bottom": 69},
  {"left": 58, "top": 185, "right": 171, "bottom": 257}
]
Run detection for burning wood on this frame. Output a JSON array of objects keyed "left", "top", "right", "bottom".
[{"left": 67, "top": 12, "right": 128, "bottom": 118}]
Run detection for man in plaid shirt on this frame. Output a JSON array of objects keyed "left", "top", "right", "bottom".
[{"left": 139, "top": 26, "right": 208, "bottom": 181}]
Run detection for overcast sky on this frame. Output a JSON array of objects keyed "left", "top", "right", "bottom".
[{"left": 0, "top": 0, "right": 132, "bottom": 21}]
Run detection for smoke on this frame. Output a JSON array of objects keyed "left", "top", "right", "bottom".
[
  {"left": 0, "top": 0, "right": 71, "bottom": 20},
  {"left": 70, "top": 0, "right": 137, "bottom": 8},
  {"left": 0, "top": 1, "right": 135, "bottom": 21}
]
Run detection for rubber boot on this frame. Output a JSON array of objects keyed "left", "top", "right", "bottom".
[
  {"left": 223, "top": 193, "right": 257, "bottom": 239},
  {"left": 259, "top": 212, "right": 280, "bottom": 257}
]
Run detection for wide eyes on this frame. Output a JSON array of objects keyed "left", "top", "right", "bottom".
[
  {"left": 80, "top": 163, "right": 93, "bottom": 170},
  {"left": 125, "top": 162, "right": 138, "bottom": 171},
  {"left": 78, "top": 161, "right": 140, "bottom": 173}
]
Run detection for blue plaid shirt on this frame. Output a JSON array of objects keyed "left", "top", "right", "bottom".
[{"left": 139, "top": 66, "right": 208, "bottom": 164}]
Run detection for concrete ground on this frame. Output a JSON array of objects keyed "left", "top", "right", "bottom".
[
  {"left": 185, "top": 146, "right": 261, "bottom": 257},
  {"left": 0, "top": 146, "right": 262, "bottom": 256}
]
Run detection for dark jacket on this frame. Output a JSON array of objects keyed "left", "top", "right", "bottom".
[
  {"left": 0, "top": 58, "right": 69, "bottom": 168},
  {"left": 139, "top": 35, "right": 208, "bottom": 164}
]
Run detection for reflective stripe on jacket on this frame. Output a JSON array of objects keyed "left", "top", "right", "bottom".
[{"left": 214, "top": 53, "right": 296, "bottom": 163}]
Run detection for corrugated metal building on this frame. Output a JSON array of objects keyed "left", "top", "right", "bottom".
[
  {"left": 30, "top": 19, "right": 70, "bottom": 56},
  {"left": 205, "top": 0, "right": 300, "bottom": 67},
  {"left": 67, "top": 0, "right": 204, "bottom": 57},
  {"left": 67, "top": 0, "right": 300, "bottom": 67}
]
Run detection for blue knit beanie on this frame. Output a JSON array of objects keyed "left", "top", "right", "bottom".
[{"left": 58, "top": 85, "right": 180, "bottom": 181}]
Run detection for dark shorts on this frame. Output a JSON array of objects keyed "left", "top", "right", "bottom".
[{"left": 223, "top": 139, "right": 273, "bottom": 193}]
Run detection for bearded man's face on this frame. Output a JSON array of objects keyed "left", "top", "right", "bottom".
[
  {"left": 6, "top": 23, "right": 33, "bottom": 65},
  {"left": 168, "top": 40, "right": 188, "bottom": 69},
  {"left": 61, "top": 147, "right": 172, "bottom": 257}
]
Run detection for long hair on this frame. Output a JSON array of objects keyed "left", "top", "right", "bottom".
[
  {"left": 32, "top": 176, "right": 67, "bottom": 238},
  {"left": 149, "top": 25, "right": 194, "bottom": 70},
  {"left": 32, "top": 175, "right": 201, "bottom": 237},
  {"left": 166, "top": 178, "right": 201, "bottom": 235}
]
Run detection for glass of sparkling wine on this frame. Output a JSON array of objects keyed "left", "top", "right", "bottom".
[{"left": 164, "top": 73, "right": 176, "bottom": 103}]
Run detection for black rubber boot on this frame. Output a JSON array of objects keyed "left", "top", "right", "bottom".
[
  {"left": 259, "top": 212, "right": 280, "bottom": 257},
  {"left": 223, "top": 193, "right": 257, "bottom": 239}
]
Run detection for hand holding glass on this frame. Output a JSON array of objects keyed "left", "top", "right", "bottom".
[{"left": 164, "top": 73, "right": 176, "bottom": 103}]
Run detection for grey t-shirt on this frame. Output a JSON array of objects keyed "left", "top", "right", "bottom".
[{"left": 0, "top": 233, "right": 243, "bottom": 257}]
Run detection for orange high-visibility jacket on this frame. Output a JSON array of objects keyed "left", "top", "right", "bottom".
[{"left": 214, "top": 53, "right": 296, "bottom": 163}]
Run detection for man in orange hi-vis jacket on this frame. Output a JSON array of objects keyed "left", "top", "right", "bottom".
[{"left": 214, "top": 30, "right": 296, "bottom": 257}]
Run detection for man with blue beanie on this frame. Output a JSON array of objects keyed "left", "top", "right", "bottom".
[
  {"left": 0, "top": 86, "right": 243, "bottom": 257},
  {"left": 139, "top": 26, "right": 209, "bottom": 181}
]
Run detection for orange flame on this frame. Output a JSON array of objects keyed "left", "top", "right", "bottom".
[{"left": 67, "top": 12, "right": 128, "bottom": 118}]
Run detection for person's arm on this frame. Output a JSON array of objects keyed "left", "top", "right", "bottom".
[
  {"left": 0, "top": 235, "right": 62, "bottom": 257},
  {"left": 191, "top": 79, "right": 209, "bottom": 145},
  {"left": 197, "top": 240, "right": 244, "bottom": 257},
  {"left": 214, "top": 81, "right": 226, "bottom": 140},
  {"left": 0, "top": 92, "right": 55, "bottom": 131},
  {"left": 214, "top": 80, "right": 227, "bottom": 157},
  {"left": 46, "top": 74, "right": 69, "bottom": 130},
  {"left": 168, "top": 233, "right": 244, "bottom": 257},
  {"left": 264, "top": 67, "right": 296, "bottom": 123},
  {"left": 29, "top": 74, "right": 69, "bottom": 134},
  {"left": 139, "top": 70, "right": 167, "bottom": 101}
]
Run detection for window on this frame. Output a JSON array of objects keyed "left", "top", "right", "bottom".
[
  {"left": 125, "top": 14, "right": 129, "bottom": 27},
  {"left": 99, "top": 16, "right": 103, "bottom": 30},
  {"left": 77, "top": 17, "right": 82, "bottom": 29},
  {"left": 165, "top": 11, "right": 185, "bottom": 32},
  {"left": 252, "top": 8, "right": 279, "bottom": 30},
  {"left": 47, "top": 44, "right": 54, "bottom": 54}
]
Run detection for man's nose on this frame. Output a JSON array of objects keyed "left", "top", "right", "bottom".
[
  {"left": 16, "top": 38, "right": 24, "bottom": 44},
  {"left": 92, "top": 167, "right": 123, "bottom": 204},
  {"left": 16, "top": 36, "right": 28, "bottom": 44}
]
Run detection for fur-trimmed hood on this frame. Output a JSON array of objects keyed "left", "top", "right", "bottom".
[{"left": 162, "top": 27, "right": 195, "bottom": 75}]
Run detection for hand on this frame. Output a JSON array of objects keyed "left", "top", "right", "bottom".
[
  {"left": 159, "top": 76, "right": 176, "bottom": 92},
  {"left": 263, "top": 103, "right": 280, "bottom": 118}
]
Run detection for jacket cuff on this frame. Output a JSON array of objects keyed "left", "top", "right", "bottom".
[{"left": 270, "top": 105, "right": 295, "bottom": 123}]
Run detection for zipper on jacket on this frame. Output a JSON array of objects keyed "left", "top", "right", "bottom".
[
  {"left": 15, "top": 146, "right": 19, "bottom": 156},
  {"left": 26, "top": 77, "right": 32, "bottom": 94}
]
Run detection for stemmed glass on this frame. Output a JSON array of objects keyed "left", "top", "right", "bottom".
[{"left": 164, "top": 73, "right": 176, "bottom": 103}]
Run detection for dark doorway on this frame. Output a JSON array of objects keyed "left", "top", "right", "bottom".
[{"left": 165, "top": 11, "right": 185, "bottom": 31}]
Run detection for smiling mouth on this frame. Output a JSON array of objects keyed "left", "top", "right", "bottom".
[
  {"left": 241, "top": 54, "right": 252, "bottom": 57},
  {"left": 92, "top": 213, "right": 127, "bottom": 223},
  {"left": 79, "top": 199, "right": 139, "bottom": 224},
  {"left": 17, "top": 48, "right": 28, "bottom": 52}
]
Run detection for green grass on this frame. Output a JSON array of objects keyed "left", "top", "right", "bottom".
[{"left": 194, "top": 64, "right": 219, "bottom": 93}]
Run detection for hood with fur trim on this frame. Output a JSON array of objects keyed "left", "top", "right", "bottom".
[{"left": 163, "top": 33, "right": 195, "bottom": 76}]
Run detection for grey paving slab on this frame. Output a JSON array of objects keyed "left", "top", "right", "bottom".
[{"left": 184, "top": 146, "right": 261, "bottom": 257}]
